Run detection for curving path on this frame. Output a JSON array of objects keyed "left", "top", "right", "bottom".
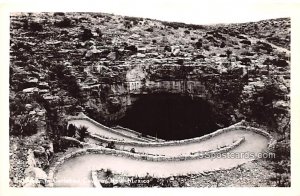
[
  {"left": 70, "top": 119, "right": 247, "bottom": 156},
  {"left": 53, "top": 119, "right": 270, "bottom": 187},
  {"left": 70, "top": 119, "right": 146, "bottom": 142}
]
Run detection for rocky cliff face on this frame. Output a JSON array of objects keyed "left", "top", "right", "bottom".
[{"left": 9, "top": 12, "right": 290, "bottom": 134}]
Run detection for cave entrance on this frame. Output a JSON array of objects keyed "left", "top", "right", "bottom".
[{"left": 116, "top": 93, "right": 220, "bottom": 141}]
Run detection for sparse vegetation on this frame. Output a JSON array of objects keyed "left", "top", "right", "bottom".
[{"left": 9, "top": 13, "right": 290, "bottom": 187}]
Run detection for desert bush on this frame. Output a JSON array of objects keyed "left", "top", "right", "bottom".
[
  {"left": 81, "top": 28, "right": 93, "bottom": 41},
  {"left": 67, "top": 124, "right": 76, "bottom": 137},
  {"left": 203, "top": 45, "right": 210, "bottom": 51},
  {"left": 29, "top": 21, "right": 43, "bottom": 31},
  {"left": 124, "top": 45, "right": 138, "bottom": 53},
  {"left": 240, "top": 39, "right": 251, "bottom": 45},
  {"left": 124, "top": 20, "right": 132, "bottom": 29},
  {"left": 54, "top": 17, "right": 72, "bottom": 28},
  {"left": 176, "top": 59, "right": 184, "bottom": 65},
  {"left": 240, "top": 57, "right": 252, "bottom": 65},
  {"left": 9, "top": 114, "right": 38, "bottom": 136},
  {"left": 130, "top": 148, "right": 135, "bottom": 153},
  {"left": 195, "top": 39, "right": 202, "bottom": 49},
  {"left": 77, "top": 126, "right": 88, "bottom": 141},
  {"left": 220, "top": 41, "right": 226, "bottom": 48},
  {"left": 105, "top": 169, "right": 113, "bottom": 178},
  {"left": 107, "top": 141, "right": 116, "bottom": 149},
  {"left": 255, "top": 41, "right": 273, "bottom": 53},
  {"left": 164, "top": 45, "right": 172, "bottom": 52},
  {"left": 53, "top": 12, "right": 65, "bottom": 17},
  {"left": 225, "top": 49, "right": 232, "bottom": 58},
  {"left": 145, "top": 27, "right": 153, "bottom": 32},
  {"left": 241, "top": 51, "right": 255, "bottom": 56},
  {"left": 263, "top": 58, "right": 288, "bottom": 67}
]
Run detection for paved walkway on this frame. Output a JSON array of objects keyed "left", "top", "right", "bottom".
[{"left": 54, "top": 119, "right": 269, "bottom": 187}]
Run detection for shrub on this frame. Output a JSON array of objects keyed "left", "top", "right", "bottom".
[
  {"left": 240, "top": 57, "right": 251, "bottom": 65},
  {"left": 105, "top": 169, "right": 113, "bottom": 178},
  {"left": 164, "top": 45, "right": 172, "bottom": 52},
  {"left": 81, "top": 28, "right": 93, "bottom": 41},
  {"left": 195, "top": 39, "right": 202, "bottom": 49},
  {"left": 225, "top": 49, "right": 232, "bottom": 58},
  {"left": 29, "top": 21, "right": 43, "bottom": 31},
  {"left": 256, "top": 41, "right": 273, "bottom": 53},
  {"left": 124, "top": 20, "right": 132, "bottom": 29},
  {"left": 107, "top": 141, "right": 116, "bottom": 149},
  {"left": 240, "top": 40, "right": 251, "bottom": 45},
  {"left": 78, "top": 126, "right": 88, "bottom": 141},
  {"left": 54, "top": 17, "right": 72, "bottom": 28},
  {"left": 10, "top": 114, "right": 38, "bottom": 136},
  {"left": 241, "top": 51, "right": 255, "bottom": 56},
  {"left": 176, "top": 59, "right": 184, "bottom": 65},
  {"left": 145, "top": 27, "right": 153, "bottom": 32},
  {"left": 220, "top": 41, "right": 226, "bottom": 48},
  {"left": 53, "top": 12, "right": 65, "bottom": 17},
  {"left": 192, "top": 54, "right": 205, "bottom": 61},
  {"left": 125, "top": 45, "right": 138, "bottom": 53},
  {"left": 67, "top": 124, "right": 76, "bottom": 137},
  {"left": 203, "top": 45, "right": 210, "bottom": 51},
  {"left": 264, "top": 58, "right": 288, "bottom": 67}
]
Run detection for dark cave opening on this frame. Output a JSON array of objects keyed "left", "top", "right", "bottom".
[{"left": 116, "top": 93, "right": 221, "bottom": 140}]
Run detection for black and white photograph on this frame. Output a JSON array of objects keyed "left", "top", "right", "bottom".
[{"left": 1, "top": 0, "right": 299, "bottom": 193}]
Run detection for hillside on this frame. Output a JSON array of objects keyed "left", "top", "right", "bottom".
[{"left": 9, "top": 12, "right": 290, "bottom": 187}]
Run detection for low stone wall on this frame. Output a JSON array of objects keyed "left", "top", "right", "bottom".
[
  {"left": 88, "top": 122, "right": 246, "bottom": 148},
  {"left": 112, "top": 125, "right": 163, "bottom": 142},
  {"left": 47, "top": 136, "right": 245, "bottom": 187},
  {"left": 47, "top": 119, "right": 275, "bottom": 187},
  {"left": 234, "top": 122, "right": 277, "bottom": 150},
  {"left": 91, "top": 170, "right": 102, "bottom": 188},
  {"left": 191, "top": 137, "right": 245, "bottom": 155},
  {"left": 70, "top": 113, "right": 246, "bottom": 147},
  {"left": 68, "top": 113, "right": 149, "bottom": 142}
]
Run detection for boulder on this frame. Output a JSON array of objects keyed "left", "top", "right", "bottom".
[
  {"left": 61, "top": 136, "right": 82, "bottom": 147},
  {"left": 137, "top": 53, "right": 146, "bottom": 58},
  {"left": 23, "top": 167, "right": 47, "bottom": 187},
  {"left": 278, "top": 84, "right": 288, "bottom": 93},
  {"left": 273, "top": 100, "right": 289, "bottom": 110},
  {"left": 25, "top": 104, "right": 33, "bottom": 110},
  {"left": 107, "top": 52, "right": 117, "bottom": 60},
  {"left": 33, "top": 146, "right": 46, "bottom": 157}
]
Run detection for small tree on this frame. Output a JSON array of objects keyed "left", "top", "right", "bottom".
[
  {"left": 77, "top": 126, "right": 88, "bottom": 141},
  {"left": 225, "top": 49, "right": 232, "bottom": 60},
  {"left": 107, "top": 141, "right": 116, "bottom": 149},
  {"left": 105, "top": 169, "right": 113, "bottom": 178},
  {"left": 67, "top": 124, "right": 76, "bottom": 137}
]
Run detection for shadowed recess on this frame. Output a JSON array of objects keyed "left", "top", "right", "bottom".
[{"left": 117, "top": 93, "right": 220, "bottom": 140}]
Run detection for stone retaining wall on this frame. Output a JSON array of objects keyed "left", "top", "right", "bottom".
[
  {"left": 47, "top": 137, "right": 245, "bottom": 187},
  {"left": 89, "top": 123, "right": 247, "bottom": 148},
  {"left": 47, "top": 119, "right": 275, "bottom": 187},
  {"left": 91, "top": 170, "right": 102, "bottom": 188},
  {"left": 71, "top": 113, "right": 246, "bottom": 147},
  {"left": 234, "top": 123, "right": 277, "bottom": 150},
  {"left": 68, "top": 114, "right": 149, "bottom": 142},
  {"left": 112, "top": 125, "right": 162, "bottom": 142}
]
